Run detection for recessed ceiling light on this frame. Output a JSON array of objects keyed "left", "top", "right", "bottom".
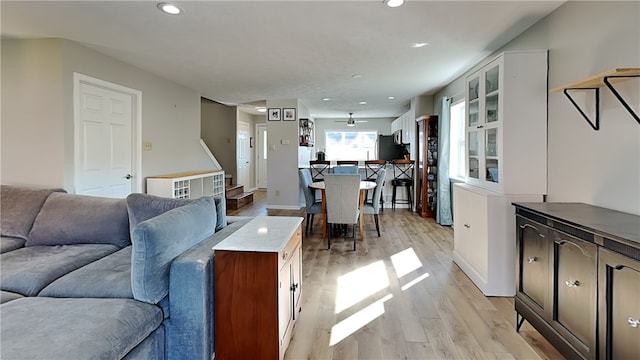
[
  {"left": 352, "top": 74, "right": 362, "bottom": 79},
  {"left": 388, "top": 96, "right": 395, "bottom": 100},
  {"left": 157, "top": 2, "right": 183, "bottom": 15},
  {"left": 383, "top": 0, "right": 404, "bottom": 8},
  {"left": 359, "top": 101, "right": 367, "bottom": 105},
  {"left": 256, "top": 107, "right": 266, "bottom": 113},
  {"left": 321, "top": 97, "right": 331, "bottom": 101},
  {"left": 412, "top": 43, "right": 429, "bottom": 48}
]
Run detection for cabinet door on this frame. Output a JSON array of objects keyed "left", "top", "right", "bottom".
[
  {"left": 292, "top": 243, "right": 302, "bottom": 317},
  {"left": 599, "top": 248, "right": 640, "bottom": 360},
  {"left": 552, "top": 230, "right": 597, "bottom": 358},
  {"left": 278, "top": 257, "right": 294, "bottom": 349},
  {"left": 516, "top": 216, "right": 549, "bottom": 314}
]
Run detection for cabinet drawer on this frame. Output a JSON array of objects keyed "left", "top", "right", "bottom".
[
  {"left": 279, "top": 224, "right": 302, "bottom": 271},
  {"left": 552, "top": 230, "right": 597, "bottom": 358},
  {"left": 516, "top": 216, "right": 549, "bottom": 313}
]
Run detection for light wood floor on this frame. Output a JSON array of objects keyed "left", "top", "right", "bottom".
[{"left": 228, "top": 190, "right": 564, "bottom": 360}]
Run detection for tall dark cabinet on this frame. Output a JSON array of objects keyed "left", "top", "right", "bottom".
[
  {"left": 415, "top": 115, "right": 438, "bottom": 218},
  {"left": 513, "top": 202, "right": 640, "bottom": 360}
]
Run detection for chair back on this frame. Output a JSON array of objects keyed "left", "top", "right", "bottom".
[
  {"left": 392, "top": 159, "right": 414, "bottom": 182},
  {"left": 309, "top": 160, "right": 330, "bottom": 182},
  {"left": 364, "top": 160, "right": 386, "bottom": 181},
  {"left": 324, "top": 175, "right": 360, "bottom": 224},
  {"left": 369, "top": 169, "right": 386, "bottom": 213},
  {"left": 332, "top": 165, "right": 359, "bottom": 176},
  {"left": 336, "top": 160, "right": 359, "bottom": 166},
  {"left": 298, "top": 168, "right": 317, "bottom": 209}
]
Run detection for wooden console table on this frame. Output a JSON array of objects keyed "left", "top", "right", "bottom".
[{"left": 213, "top": 216, "right": 303, "bottom": 360}]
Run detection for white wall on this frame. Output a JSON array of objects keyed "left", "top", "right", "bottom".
[
  {"left": 266, "top": 99, "right": 300, "bottom": 209},
  {"left": 435, "top": 1, "right": 640, "bottom": 215},
  {"left": 2, "top": 39, "right": 214, "bottom": 193}
]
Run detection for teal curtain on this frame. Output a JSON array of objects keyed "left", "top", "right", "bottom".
[{"left": 437, "top": 97, "right": 453, "bottom": 225}]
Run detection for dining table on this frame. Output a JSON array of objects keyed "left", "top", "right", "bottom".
[{"left": 308, "top": 180, "right": 376, "bottom": 246}]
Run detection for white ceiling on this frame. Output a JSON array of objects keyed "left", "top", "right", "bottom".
[{"left": 1, "top": 0, "right": 564, "bottom": 119}]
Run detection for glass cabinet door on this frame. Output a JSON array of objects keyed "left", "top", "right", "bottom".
[
  {"left": 485, "top": 65, "right": 499, "bottom": 124},
  {"left": 485, "top": 127, "right": 499, "bottom": 183},
  {"left": 468, "top": 76, "right": 480, "bottom": 127},
  {"left": 468, "top": 130, "right": 480, "bottom": 179}
]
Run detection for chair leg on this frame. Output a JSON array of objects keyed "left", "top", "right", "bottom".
[
  {"left": 392, "top": 186, "right": 397, "bottom": 211},
  {"left": 408, "top": 185, "right": 413, "bottom": 211},
  {"left": 305, "top": 214, "right": 311, "bottom": 235},
  {"left": 310, "top": 214, "right": 315, "bottom": 234},
  {"left": 374, "top": 214, "right": 380, "bottom": 237},
  {"left": 353, "top": 224, "right": 357, "bottom": 251}
]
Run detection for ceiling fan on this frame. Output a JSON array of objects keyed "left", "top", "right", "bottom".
[{"left": 334, "top": 113, "right": 368, "bottom": 127}]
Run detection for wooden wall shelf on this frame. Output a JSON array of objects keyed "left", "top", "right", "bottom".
[{"left": 552, "top": 68, "right": 640, "bottom": 130}]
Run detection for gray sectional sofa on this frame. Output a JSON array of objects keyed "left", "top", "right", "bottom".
[{"left": 0, "top": 185, "right": 249, "bottom": 360}]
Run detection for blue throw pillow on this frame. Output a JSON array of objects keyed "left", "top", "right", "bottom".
[
  {"left": 131, "top": 196, "right": 215, "bottom": 304},
  {"left": 126, "top": 193, "right": 196, "bottom": 233}
]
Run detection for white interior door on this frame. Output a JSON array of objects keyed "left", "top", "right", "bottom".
[
  {"left": 256, "top": 124, "right": 268, "bottom": 188},
  {"left": 237, "top": 121, "right": 251, "bottom": 187},
  {"left": 74, "top": 74, "right": 140, "bottom": 198}
]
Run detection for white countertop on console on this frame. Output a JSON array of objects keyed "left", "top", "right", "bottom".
[{"left": 213, "top": 216, "right": 303, "bottom": 252}]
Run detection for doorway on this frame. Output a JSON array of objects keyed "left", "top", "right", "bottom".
[
  {"left": 256, "top": 124, "right": 268, "bottom": 188},
  {"left": 73, "top": 73, "right": 141, "bottom": 198},
  {"left": 237, "top": 121, "right": 251, "bottom": 188}
]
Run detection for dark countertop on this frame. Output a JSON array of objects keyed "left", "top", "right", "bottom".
[{"left": 513, "top": 202, "right": 640, "bottom": 245}]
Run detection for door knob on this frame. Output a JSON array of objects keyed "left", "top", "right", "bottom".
[{"left": 124, "top": 174, "right": 133, "bottom": 180}]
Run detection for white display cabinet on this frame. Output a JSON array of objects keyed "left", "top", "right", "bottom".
[
  {"left": 464, "top": 50, "right": 548, "bottom": 195},
  {"left": 455, "top": 50, "right": 548, "bottom": 296},
  {"left": 146, "top": 170, "right": 225, "bottom": 199}
]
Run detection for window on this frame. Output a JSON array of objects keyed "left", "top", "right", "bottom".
[
  {"left": 449, "top": 100, "right": 466, "bottom": 179},
  {"left": 325, "top": 131, "right": 377, "bottom": 161}
]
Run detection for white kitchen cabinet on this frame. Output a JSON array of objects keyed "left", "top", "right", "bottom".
[
  {"left": 146, "top": 170, "right": 225, "bottom": 199},
  {"left": 453, "top": 183, "right": 542, "bottom": 296},
  {"left": 464, "top": 50, "right": 547, "bottom": 195}
]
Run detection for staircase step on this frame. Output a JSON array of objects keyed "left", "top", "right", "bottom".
[
  {"left": 226, "top": 192, "right": 254, "bottom": 210},
  {"left": 225, "top": 184, "right": 244, "bottom": 198}
]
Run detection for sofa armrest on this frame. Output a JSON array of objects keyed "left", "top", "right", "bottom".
[{"left": 165, "top": 219, "right": 250, "bottom": 360}]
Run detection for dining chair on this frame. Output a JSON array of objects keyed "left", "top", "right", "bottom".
[
  {"left": 332, "top": 165, "right": 359, "bottom": 175},
  {"left": 364, "top": 159, "right": 387, "bottom": 209},
  {"left": 324, "top": 174, "right": 360, "bottom": 251},
  {"left": 391, "top": 159, "right": 415, "bottom": 211},
  {"left": 363, "top": 168, "right": 386, "bottom": 237},
  {"left": 298, "top": 168, "right": 323, "bottom": 236},
  {"left": 336, "top": 160, "right": 359, "bottom": 166},
  {"left": 309, "top": 160, "right": 330, "bottom": 182}
]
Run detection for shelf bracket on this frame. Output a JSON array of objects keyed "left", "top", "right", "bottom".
[
  {"left": 603, "top": 75, "right": 640, "bottom": 124},
  {"left": 563, "top": 88, "right": 600, "bottom": 130}
]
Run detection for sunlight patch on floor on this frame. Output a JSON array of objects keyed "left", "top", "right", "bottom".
[
  {"left": 335, "top": 260, "right": 389, "bottom": 314},
  {"left": 401, "top": 272, "right": 430, "bottom": 291},
  {"left": 390, "top": 247, "right": 422, "bottom": 278},
  {"left": 329, "top": 294, "right": 393, "bottom": 346}
]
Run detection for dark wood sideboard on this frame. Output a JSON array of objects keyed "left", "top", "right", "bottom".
[{"left": 513, "top": 202, "right": 640, "bottom": 360}]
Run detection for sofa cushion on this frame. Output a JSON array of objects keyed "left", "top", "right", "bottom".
[
  {"left": 131, "top": 196, "right": 215, "bottom": 304},
  {"left": 0, "top": 290, "right": 23, "bottom": 304},
  {"left": 0, "top": 297, "right": 162, "bottom": 360},
  {"left": 40, "top": 246, "right": 133, "bottom": 299},
  {"left": 0, "top": 236, "right": 25, "bottom": 254},
  {"left": 0, "top": 244, "right": 119, "bottom": 296},
  {"left": 27, "top": 192, "right": 130, "bottom": 248},
  {"left": 0, "top": 185, "right": 65, "bottom": 240}
]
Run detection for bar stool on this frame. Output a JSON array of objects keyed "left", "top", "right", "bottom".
[
  {"left": 364, "top": 160, "right": 386, "bottom": 210},
  {"left": 391, "top": 159, "right": 414, "bottom": 211}
]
